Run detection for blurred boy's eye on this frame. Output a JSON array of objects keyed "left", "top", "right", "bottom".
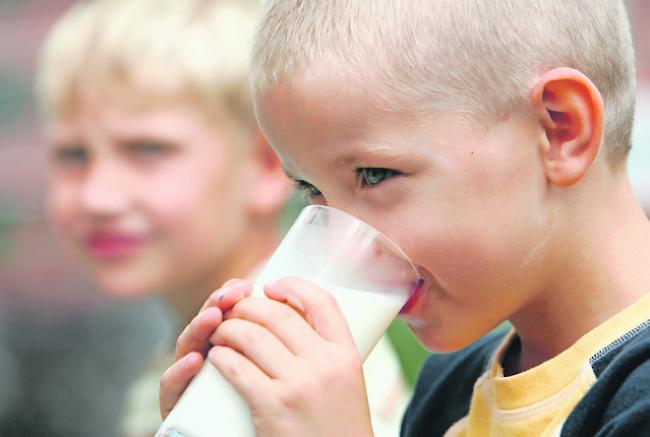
[
  {"left": 293, "top": 180, "right": 322, "bottom": 200},
  {"left": 356, "top": 168, "right": 400, "bottom": 188},
  {"left": 53, "top": 145, "right": 89, "bottom": 168},
  {"left": 127, "top": 141, "right": 172, "bottom": 159}
]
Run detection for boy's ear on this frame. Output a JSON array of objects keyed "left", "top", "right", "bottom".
[
  {"left": 530, "top": 67, "right": 604, "bottom": 187},
  {"left": 246, "top": 129, "right": 292, "bottom": 216}
]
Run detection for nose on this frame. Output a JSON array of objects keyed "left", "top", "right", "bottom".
[
  {"left": 324, "top": 200, "right": 371, "bottom": 229},
  {"left": 324, "top": 201, "right": 400, "bottom": 248},
  {"left": 316, "top": 193, "right": 384, "bottom": 236},
  {"left": 79, "top": 161, "right": 131, "bottom": 217}
]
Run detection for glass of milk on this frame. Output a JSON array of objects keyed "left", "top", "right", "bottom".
[{"left": 157, "top": 205, "right": 421, "bottom": 437}]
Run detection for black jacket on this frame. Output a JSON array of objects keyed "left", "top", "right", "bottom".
[{"left": 402, "top": 322, "right": 650, "bottom": 436}]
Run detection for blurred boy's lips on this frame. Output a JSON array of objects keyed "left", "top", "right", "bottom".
[{"left": 84, "top": 231, "right": 147, "bottom": 260}]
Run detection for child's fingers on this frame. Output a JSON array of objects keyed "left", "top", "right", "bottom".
[
  {"left": 208, "top": 345, "right": 271, "bottom": 404},
  {"left": 175, "top": 307, "right": 222, "bottom": 360},
  {"left": 159, "top": 352, "right": 203, "bottom": 420},
  {"left": 264, "top": 277, "right": 354, "bottom": 345},
  {"left": 226, "top": 296, "right": 322, "bottom": 355},
  {"left": 175, "top": 280, "right": 252, "bottom": 360},
  {"left": 200, "top": 279, "right": 253, "bottom": 313},
  {"left": 210, "top": 318, "right": 296, "bottom": 378}
]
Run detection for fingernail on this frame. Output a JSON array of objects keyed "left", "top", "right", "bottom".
[
  {"left": 264, "top": 280, "right": 287, "bottom": 298},
  {"left": 286, "top": 293, "right": 305, "bottom": 313},
  {"left": 179, "top": 355, "right": 192, "bottom": 371},
  {"left": 222, "top": 278, "right": 241, "bottom": 287},
  {"left": 264, "top": 279, "right": 280, "bottom": 290},
  {"left": 218, "top": 283, "right": 241, "bottom": 299}
]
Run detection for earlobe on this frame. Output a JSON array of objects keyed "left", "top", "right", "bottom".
[{"left": 530, "top": 67, "right": 604, "bottom": 187}]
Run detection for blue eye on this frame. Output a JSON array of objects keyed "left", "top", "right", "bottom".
[
  {"left": 356, "top": 168, "right": 400, "bottom": 187},
  {"left": 293, "top": 180, "right": 322, "bottom": 199}
]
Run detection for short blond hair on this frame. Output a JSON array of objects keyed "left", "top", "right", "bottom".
[
  {"left": 37, "top": 0, "right": 259, "bottom": 130},
  {"left": 252, "top": 0, "right": 636, "bottom": 164}
]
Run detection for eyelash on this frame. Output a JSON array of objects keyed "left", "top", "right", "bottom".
[
  {"left": 293, "top": 180, "right": 322, "bottom": 199},
  {"left": 293, "top": 167, "right": 401, "bottom": 200},
  {"left": 355, "top": 168, "right": 400, "bottom": 188}
]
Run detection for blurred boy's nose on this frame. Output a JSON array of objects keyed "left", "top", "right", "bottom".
[{"left": 80, "top": 160, "right": 131, "bottom": 216}]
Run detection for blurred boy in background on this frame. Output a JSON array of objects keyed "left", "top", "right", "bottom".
[{"left": 36, "top": 0, "right": 411, "bottom": 435}]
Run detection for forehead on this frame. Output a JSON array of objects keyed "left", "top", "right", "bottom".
[
  {"left": 50, "top": 102, "right": 182, "bottom": 136},
  {"left": 254, "top": 70, "right": 485, "bottom": 179},
  {"left": 257, "top": 71, "right": 371, "bottom": 139},
  {"left": 50, "top": 95, "right": 241, "bottom": 142},
  {"left": 256, "top": 70, "right": 421, "bottom": 171}
]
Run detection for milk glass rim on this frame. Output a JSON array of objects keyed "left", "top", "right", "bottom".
[{"left": 302, "top": 205, "right": 421, "bottom": 282}]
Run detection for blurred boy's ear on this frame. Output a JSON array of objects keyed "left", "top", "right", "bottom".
[
  {"left": 530, "top": 67, "right": 604, "bottom": 187},
  {"left": 245, "top": 128, "right": 292, "bottom": 216}
]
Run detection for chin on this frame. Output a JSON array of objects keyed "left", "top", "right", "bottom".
[
  {"left": 410, "top": 324, "right": 483, "bottom": 353},
  {"left": 84, "top": 255, "right": 174, "bottom": 299},
  {"left": 95, "top": 272, "right": 163, "bottom": 301}
]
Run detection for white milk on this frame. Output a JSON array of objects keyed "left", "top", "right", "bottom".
[
  {"left": 156, "top": 282, "right": 405, "bottom": 437},
  {"left": 323, "top": 284, "right": 405, "bottom": 359}
]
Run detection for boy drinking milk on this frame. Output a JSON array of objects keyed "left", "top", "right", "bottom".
[{"left": 162, "top": 1, "right": 650, "bottom": 435}]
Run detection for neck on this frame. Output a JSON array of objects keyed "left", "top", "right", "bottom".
[
  {"left": 163, "top": 221, "right": 281, "bottom": 329},
  {"left": 508, "top": 171, "right": 650, "bottom": 374}
]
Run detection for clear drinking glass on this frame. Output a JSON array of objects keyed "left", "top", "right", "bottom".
[{"left": 157, "top": 205, "right": 421, "bottom": 437}]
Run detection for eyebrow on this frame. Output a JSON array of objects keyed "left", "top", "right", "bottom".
[
  {"left": 281, "top": 145, "right": 411, "bottom": 183},
  {"left": 334, "top": 146, "right": 408, "bottom": 168}
]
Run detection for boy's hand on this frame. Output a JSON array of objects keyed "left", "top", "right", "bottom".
[
  {"left": 159, "top": 278, "right": 252, "bottom": 419},
  {"left": 208, "top": 277, "right": 373, "bottom": 437}
]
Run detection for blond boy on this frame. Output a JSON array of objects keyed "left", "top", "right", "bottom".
[
  {"left": 162, "top": 0, "right": 650, "bottom": 436},
  {"left": 37, "top": 0, "right": 410, "bottom": 436}
]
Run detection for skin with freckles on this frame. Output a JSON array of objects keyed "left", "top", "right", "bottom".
[{"left": 160, "top": 66, "right": 650, "bottom": 435}]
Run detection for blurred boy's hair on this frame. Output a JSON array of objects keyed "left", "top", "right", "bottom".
[
  {"left": 37, "top": 0, "right": 259, "bottom": 131},
  {"left": 252, "top": 0, "right": 636, "bottom": 164}
]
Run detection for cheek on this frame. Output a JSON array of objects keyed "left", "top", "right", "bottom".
[
  {"left": 146, "top": 163, "right": 248, "bottom": 253},
  {"left": 144, "top": 154, "right": 225, "bottom": 218},
  {"left": 404, "top": 150, "right": 546, "bottom": 298},
  {"left": 147, "top": 179, "right": 201, "bottom": 221},
  {"left": 46, "top": 183, "right": 80, "bottom": 235},
  {"left": 435, "top": 198, "right": 545, "bottom": 295},
  {"left": 456, "top": 144, "right": 543, "bottom": 255}
]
